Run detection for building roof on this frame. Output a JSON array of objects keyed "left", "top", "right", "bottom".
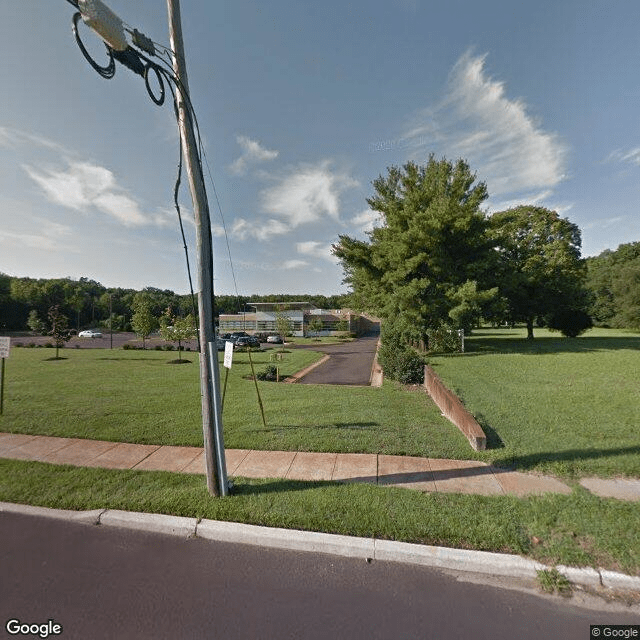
[{"left": 248, "top": 302, "right": 317, "bottom": 312}]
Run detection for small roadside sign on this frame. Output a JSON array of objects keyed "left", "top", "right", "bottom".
[
  {"left": 223, "top": 340, "right": 234, "bottom": 369},
  {"left": 0, "top": 337, "right": 8, "bottom": 414}
]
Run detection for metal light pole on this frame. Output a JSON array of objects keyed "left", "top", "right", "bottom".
[{"left": 167, "top": 0, "right": 228, "bottom": 497}]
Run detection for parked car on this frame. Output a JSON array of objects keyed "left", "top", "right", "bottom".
[
  {"left": 266, "top": 335, "right": 283, "bottom": 344},
  {"left": 78, "top": 329, "right": 102, "bottom": 338},
  {"left": 234, "top": 336, "right": 260, "bottom": 349},
  {"left": 229, "top": 331, "right": 249, "bottom": 341}
]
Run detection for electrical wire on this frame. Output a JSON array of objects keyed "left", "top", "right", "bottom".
[
  {"left": 72, "top": 12, "right": 115, "bottom": 79},
  {"left": 70, "top": 12, "right": 239, "bottom": 313}
]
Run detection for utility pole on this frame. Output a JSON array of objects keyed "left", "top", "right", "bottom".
[{"left": 167, "top": 0, "right": 228, "bottom": 497}]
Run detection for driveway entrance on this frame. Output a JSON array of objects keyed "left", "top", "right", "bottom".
[{"left": 294, "top": 334, "right": 380, "bottom": 386}]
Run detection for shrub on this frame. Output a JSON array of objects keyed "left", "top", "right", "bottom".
[
  {"left": 155, "top": 345, "right": 163, "bottom": 351},
  {"left": 256, "top": 364, "right": 278, "bottom": 381},
  {"left": 427, "top": 324, "right": 463, "bottom": 353},
  {"left": 546, "top": 308, "right": 593, "bottom": 338},
  {"left": 378, "top": 328, "right": 425, "bottom": 384},
  {"left": 122, "top": 344, "right": 131, "bottom": 350}
]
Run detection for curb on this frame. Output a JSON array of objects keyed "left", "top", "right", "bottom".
[
  {"left": 3, "top": 502, "right": 639, "bottom": 593},
  {"left": 283, "top": 354, "right": 330, "bottom": 383}
]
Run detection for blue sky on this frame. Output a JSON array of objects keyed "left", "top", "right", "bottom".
[{"left": 1, "top": 0, "right": 639, "bottom": 296}]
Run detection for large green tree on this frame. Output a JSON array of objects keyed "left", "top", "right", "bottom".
[
  {"left": 489, "top": 206, "right": 590, "bottom": 339},
  {"left": 333, "top": 157, "right": 494, "bottom": 342},
  {"left": 586, "top": 242, "right": 640, "bottom": 329}
]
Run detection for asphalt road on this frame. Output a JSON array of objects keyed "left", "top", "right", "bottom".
[
  {"left": 294, "top": 334, "right": 380, "bottom": 385},
  {"left": 2, "top": 512, "right": 636, "bottom": 640}
]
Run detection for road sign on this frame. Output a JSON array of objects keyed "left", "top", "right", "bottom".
[
  {"left": 0, "top": 337, "right": 10, "bottom": 359},
  {"left": 223, "top": 341, "right": 234, "bottom": 369}
]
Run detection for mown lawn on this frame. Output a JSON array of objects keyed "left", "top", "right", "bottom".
[
  {"left": 0, "top": 346, "right": 469, "bottom": 458},
  {"left": 428, "top": 328, "right": 640, "bottom": 478},
  {"left": 1, "top": 457, "right": 639, "bottom": 575}
]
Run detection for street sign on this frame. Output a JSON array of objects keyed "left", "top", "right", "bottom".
[
  {"left": 0, "top": 337, "right": 10, "bottom": 359},
  {"left": 223, "top": 340, "right": 234, "bottom": 369}
]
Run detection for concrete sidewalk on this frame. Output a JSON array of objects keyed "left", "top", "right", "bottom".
[{"left": 1, "top": 432, "right": 639, "bottom": 501}]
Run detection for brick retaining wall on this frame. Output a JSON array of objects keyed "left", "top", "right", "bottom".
[{"left": 423, "top": 365, "right": 486, "bottom": 451}]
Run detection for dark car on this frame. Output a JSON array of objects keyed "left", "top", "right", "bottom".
[{"left": 234, "top": 336, "right": 260, "bottom": 349}]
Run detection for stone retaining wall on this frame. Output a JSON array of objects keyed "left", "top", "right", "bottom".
[{"left": 423, "top": 365, "right": 486, "bottom": 451}]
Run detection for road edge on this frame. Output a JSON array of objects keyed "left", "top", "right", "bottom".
[{"left": 2, "top": 501, "right": 639, "bottom": 594}]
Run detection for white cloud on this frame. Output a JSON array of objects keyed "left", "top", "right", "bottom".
[
  {"left": 229, "top": 135, "right": 279, "bottom": 175},
  {"left": 296, "top": 240, "right": 339, "bottom": 264},
  {"left": 0, "top": 126, "right": 66, "bottom": 153},
  {"left": 23, "top": 161, "right": 154, "bottom": 227},
  {"left": 404, "top": 51, "right": 567, "bottom": 199},
  {"left": 607, "top": 148, "right": 640, "bottom": 166},
  {"left": 0, "top": 218, "right": 74, "bottom": 252},
  {"left": 231, "top": 217, "right": 290, "bottom": 241},
  {"left": 262, "top": 161, "right": 359, "bottom": 228},
  {"left": 282, "top": 259, "right": 309, "bottom": 269},
  {"left": 350, "top": 209, "right": 382, "bottom": 234}
]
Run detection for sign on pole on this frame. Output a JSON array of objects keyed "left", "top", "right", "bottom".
[
  {"left": 0, "top": 337, "right": 9, "bottom": 359},
  {"left": 223, "top": 341, "right": 234, "bottom": 369},
  {"left": 0, "top": 337, "right": 9, "bottom": 415}
]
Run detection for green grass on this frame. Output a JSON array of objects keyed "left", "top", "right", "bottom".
[
  {"left": 1, "top": 458, "right": 638, "bottom": 575},
  {"left": 428, "top": 327, "right": 640, "bottom": 478},
  {"left": 0, "top": 346, "right": 468, "bottom": 458}
]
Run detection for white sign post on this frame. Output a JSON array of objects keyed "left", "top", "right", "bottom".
[
  {"left": 0, "top": 337, "right": 9, "bottom": 415},
  {"left": 223, "top": 341, "right": 234, "bottom": 369},
  {"left": 221, "top": 340, "right": 234, "bottom": 411}
]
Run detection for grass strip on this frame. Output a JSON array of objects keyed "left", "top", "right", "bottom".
[
  {"left": 429, "top": 328, "right": 640, "bottom": 478},
  {"left": 1, "top": 458, "right": 638, "bottom": 576}
]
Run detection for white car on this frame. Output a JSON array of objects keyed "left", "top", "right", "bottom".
[
  {"left": 78, "top": 329, "right": 102, "bottom": 338},
  {"left": 266, "top": 335, "right": 283, "bottom": 344}
]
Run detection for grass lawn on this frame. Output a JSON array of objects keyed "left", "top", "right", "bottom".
[
  {"left": 0, "top": 346, "right": 469, "bottom": 458},
  {"left": 428, "top": 328, "right": 640, "bottom": 478},
  {"left": 1, "top": 458, "right": 639, "bottom": 575}
]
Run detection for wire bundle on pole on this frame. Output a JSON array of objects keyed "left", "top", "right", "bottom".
[{"left": 71, "top": 9, "right": 208, "bottom": 319}]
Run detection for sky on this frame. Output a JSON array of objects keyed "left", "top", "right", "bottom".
[{"left": 1, "top": 1, "right": 639, "bottom": 296}]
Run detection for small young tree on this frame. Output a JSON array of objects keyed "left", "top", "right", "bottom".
[
  {"left": 27, "top": 310, "right": 46, "bottom": 335},
  {"left": 131, "top": 295, "right": 157, "bottom": 349},
  {"left": 275, "top": 309, "right": 293, "bottom": 348},
  {"left": 159, "top": 308, "right": 197, "bottom": 362},
  {"left": 47, "top": 305, "right": 72, "bottom": 359},
  {"left": 307, "top": 316, "right": 323, "bottom": 337}
]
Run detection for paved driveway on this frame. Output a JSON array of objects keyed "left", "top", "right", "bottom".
[{"left": 293, "top": 334, "right": 380, "bottom": 386}]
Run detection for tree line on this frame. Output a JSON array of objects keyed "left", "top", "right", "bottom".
[
  {"left": 0, "top": 274, "right": 350, "bottom": 333},
  {"left": 333, "top": 156, "right": 640, "bottom": 348}
]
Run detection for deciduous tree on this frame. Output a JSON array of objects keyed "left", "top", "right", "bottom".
[{"left": 489, "top": 206, "right": 590, "bottom": 338}]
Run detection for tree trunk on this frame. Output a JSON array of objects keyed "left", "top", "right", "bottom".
[{"left": 526, "top": 317, "right": 534, "bottom": 340}]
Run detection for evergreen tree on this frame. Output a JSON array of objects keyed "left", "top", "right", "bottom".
[{"left": 333, "top": 156, "right": 493, "bottom": 343}]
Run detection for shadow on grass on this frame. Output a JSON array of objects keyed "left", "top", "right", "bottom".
[
  {"left": 495, "top": 445, "right": 640, "bottom": 472},
  {"left": 240, "top": 422, "right": 384, "bottom": 435},
  {"left": 464, "top": 334, "right": 640, "bottom": 356},
  {"left": 231, "top": 478, "right": 342, "bottom": 495},
  {"left": 97, "top": 357, "right": 164, "bottom": 362},
  {"left": 43, "top": 357, "right": 68, "bottom": 361}
]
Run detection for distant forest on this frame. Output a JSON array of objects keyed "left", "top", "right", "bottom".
[
  {"left": 1, "top": 240, "right": 638, "bottom": 333},
  {"left": 0, "top": 273, "right": 350, "bottom": 333}
]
